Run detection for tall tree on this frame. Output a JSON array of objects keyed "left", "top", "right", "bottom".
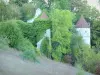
[
  {"left": 91, "top": 20, "right": 100, "bottom": 52},
  {"left": 10, "top": 0, "right": 28, "bottom": 6},
  {"left": 0, "top": 1, "right": 21, "bottom": 21},
  {"left": 70, "top": 0, "right": 100, "bottom": 21},
  {"left": 51, "top": 9, "right": 73, "bottom": 61},
  {"left": 31, "top": 0, "right": 71, "bottom": 11}
]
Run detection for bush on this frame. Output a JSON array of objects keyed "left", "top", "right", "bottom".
[
  {"left": 0, "top": 20, "right": 37, "bottom": 61},
  {"left": 16, "top": 38, "right": 35, "bottom": 52},
  {"left": 82, "top": 48, "right": 100, "bottom": 73},
  {"left": 74, "top": 43, "right": 100, "bottom": 74},
  {"left": 70, "top": 27, "right": 100, "bottom": 74},
  {"left": 0, "top": 20, "right": 23, "bottom": 47},
  {"left": 0, "top": 20, "right": 38, "bottom": 61},
  {"left": 16, "top": 38, "right": 36, "bottom": 61},
  {"left": 22, "top": 50, "right": 36, "bottom": 61}
]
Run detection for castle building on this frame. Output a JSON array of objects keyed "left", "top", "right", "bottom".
[{"left": 76, "top": 15, "right": 90, "bottom": 45}]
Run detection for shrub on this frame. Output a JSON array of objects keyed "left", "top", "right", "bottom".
[
  {"left": 82, "top": 48, "right": 100, "bottom": 73},
  {"left": 22, "top": 50, "right": 36, "bottom": 61},
  {"left": 0, "top": 20, "right": 38, "bottom": 61},
  {"left": 70, "top": 27, "right": 100, "bottom": 74},
  {"left": 0, "top": 20, "right": 23, "bottom": 47},
  {"left": 0, "top": 20, "right": 37, "bottom": 61},
  {"left": 15, "top": 38, "right": 35, "bottom": 51},
  {"left": 16, "top": 38, "right": 36, "bottom": 61},
  {"left": 74, "top": 43, "right": 100, "bottom": 74}
]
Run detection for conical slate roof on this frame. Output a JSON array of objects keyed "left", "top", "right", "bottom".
[
  {"left": 40, "top": 12, "right": 48, "bottom": 19},
  {"left": 76, "top": 15, "right": 90, "bottom": 28}
]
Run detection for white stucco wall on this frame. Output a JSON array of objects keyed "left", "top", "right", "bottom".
[{"left": 76, "top": 28, "right": 90, "bottom": 45}]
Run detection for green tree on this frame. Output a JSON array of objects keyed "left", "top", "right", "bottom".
[
  {"left": 70, "top": 0, "right": 100, "bottom": 21},
  {"left": 31, "top": 0, "right": 71, "bottom": 11},
  {"left": 0, "top": 1, "right": 21, "bottom": 21},
  {"left": 51, "top": 0, "right": 71, "bottom": 10},
  {"left": 21, "top": 3, "right": 36, "bottom": 21},
  {"left": 91, "top": 20, "right": 100, "bottom": 52},
  {"left": 10, "top": 0, "right": 28, "bottom": 6},
  {"left": 51, "top": 9, "right": 73, "bottom": 61}
]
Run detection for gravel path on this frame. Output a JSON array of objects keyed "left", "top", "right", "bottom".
[{"left": 0, "top": 49, "right": 93, "bottom": 75}]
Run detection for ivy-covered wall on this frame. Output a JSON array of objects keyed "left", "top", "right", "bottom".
[{"left": 17, "top": 19, "right": 51, "bottom": 46}]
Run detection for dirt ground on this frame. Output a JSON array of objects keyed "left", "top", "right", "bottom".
[{"left": 0, "top": 48, "right": 93, "bottom": 75}]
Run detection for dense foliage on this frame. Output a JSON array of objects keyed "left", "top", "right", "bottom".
[
  {"left": 0, "top": 1, "right": 21, "bottom": 22},
  {"left": 50, "top": 9, "right": 73, "bottom": 61},
  {"left": 17, "top": 19, "right": 51, "bottom": 46},
  {"left": 91, "top": 20, "right": 100, "bottom": 52},
  {"left": 0, "top": 20, "right": 36, "bottom": 60},
  {"left": 0, "top": 0, "right": 100, "bottom": 74},
  {"left": 0, "top": 20, "right": 23, "bottom": 47},
  {"left": 21, "top": 3, "right": 36, "bottom": 21},
  {"left": 40, "top": 37, "right": 51, "bottom": 57},
  {"left": 10, "top": 0, "right": 28, "bottom": 6}
]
